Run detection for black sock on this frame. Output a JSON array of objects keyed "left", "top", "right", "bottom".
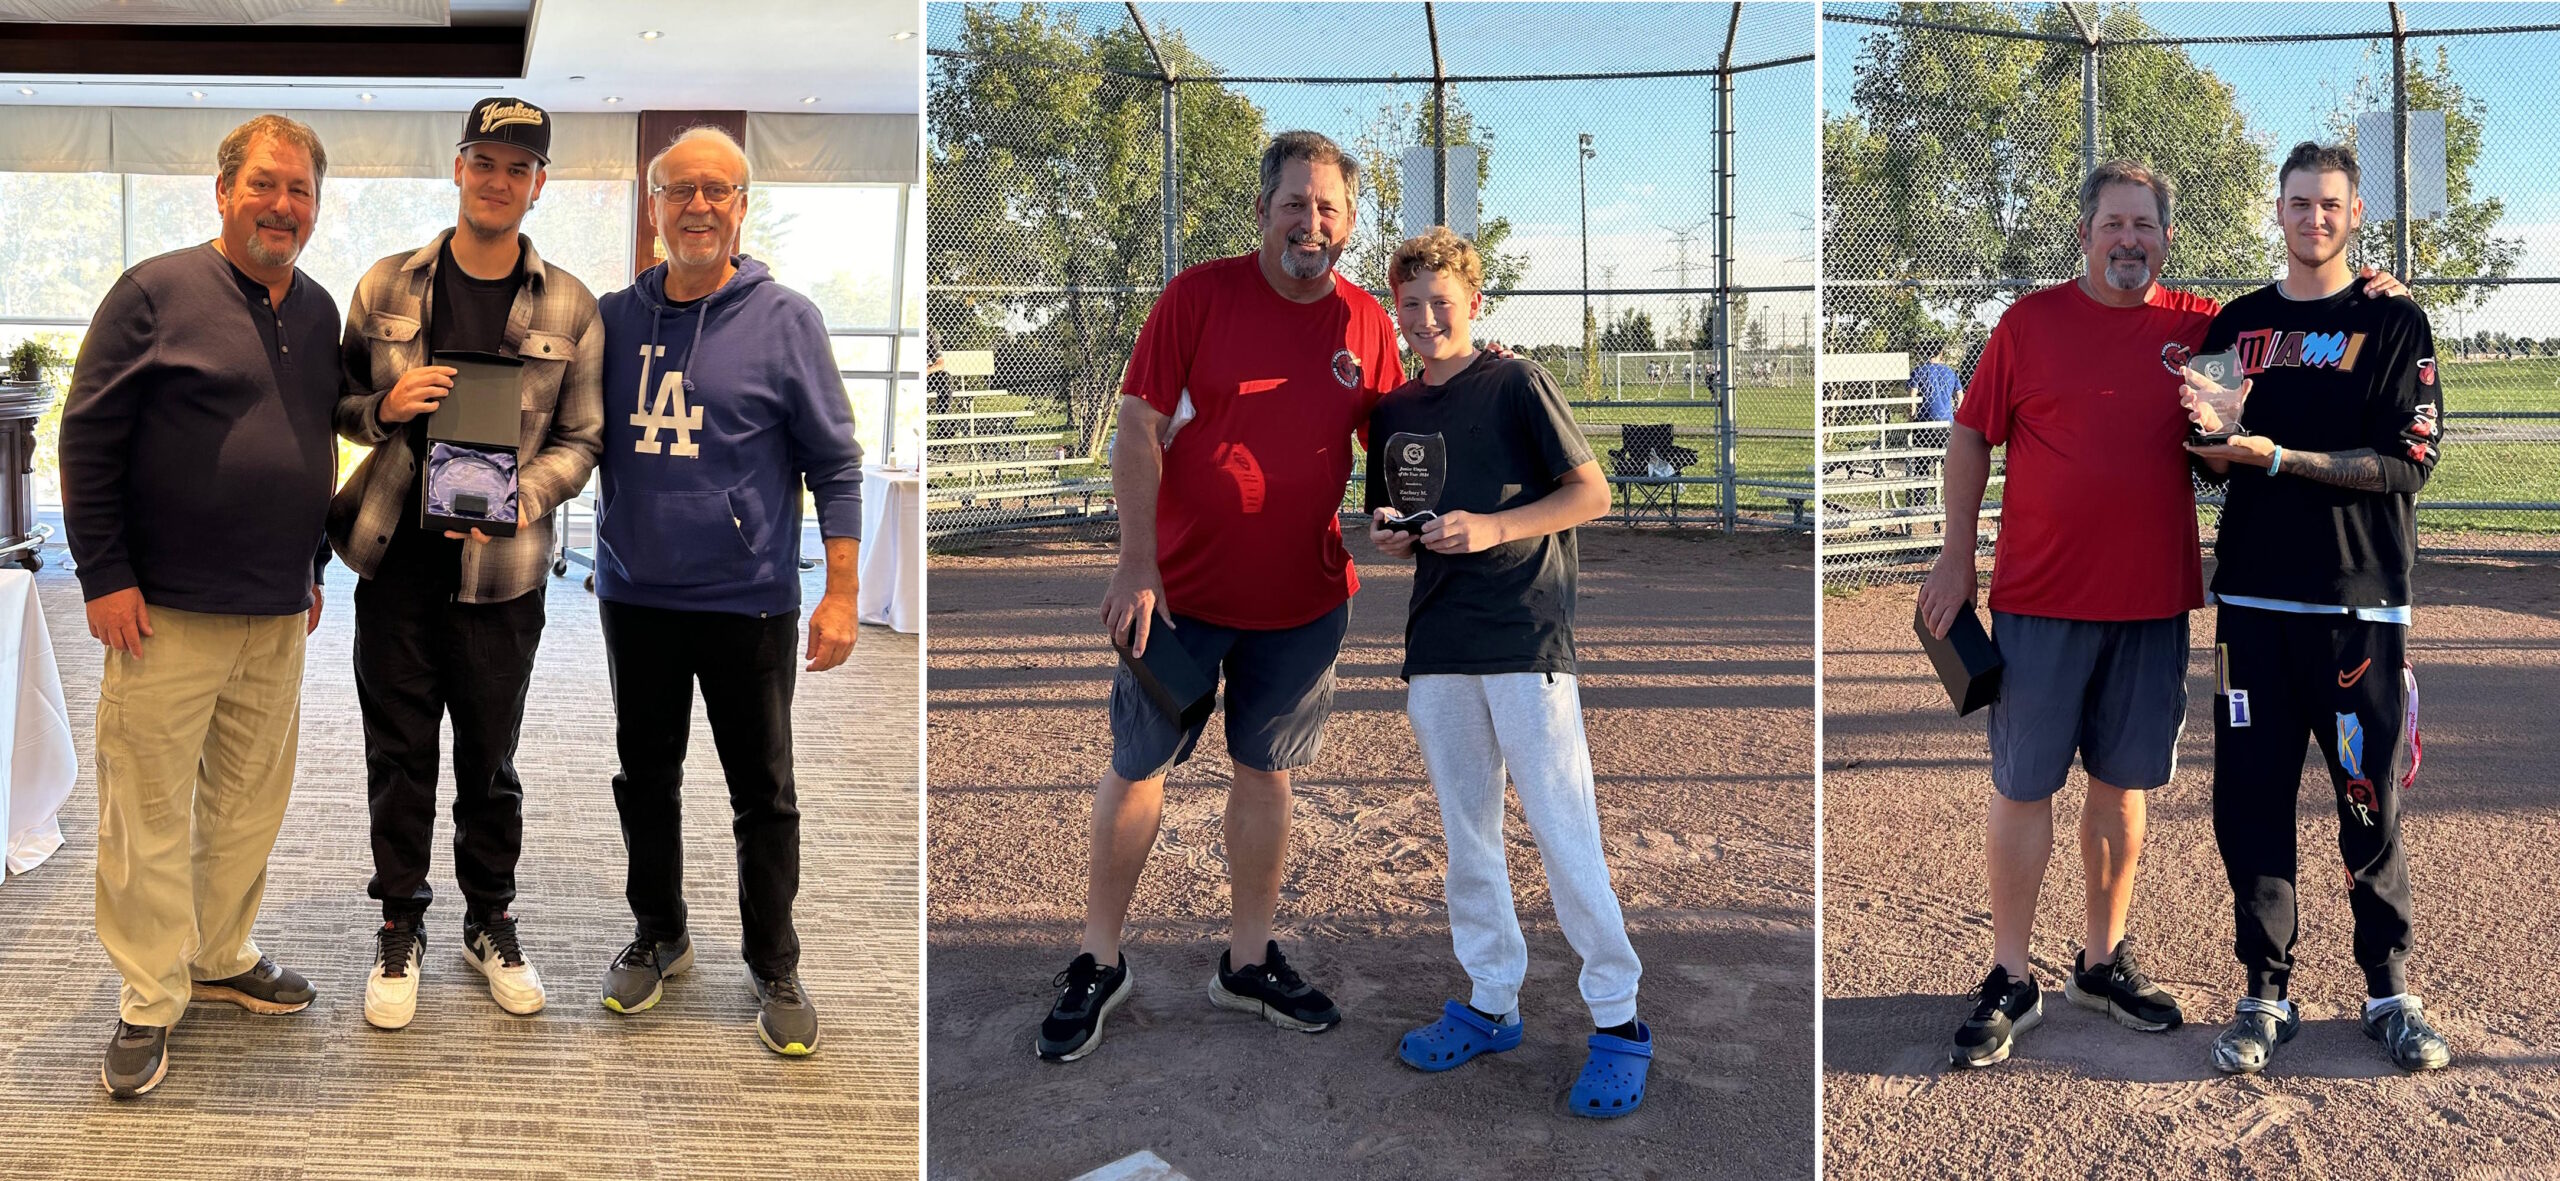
[
  {"left": 1466, "top": 1003, "right": 1510, "bottom": 1024},
  {"left": 1596, "top": 1019, "right": 1643, "bottom": 1041}
]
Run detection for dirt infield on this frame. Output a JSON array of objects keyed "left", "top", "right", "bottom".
[
  {"left": 927, "top": 528, "right": 1815, "bottom": 1181},
  {"left": 1822, "top": 559, "right": 2560, "bottom": 1179}
]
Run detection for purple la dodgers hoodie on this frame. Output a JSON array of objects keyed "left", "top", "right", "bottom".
[{"left": 596, "top": 255, "right": 863, "bottom": 617}]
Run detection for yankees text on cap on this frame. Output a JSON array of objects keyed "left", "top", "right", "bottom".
[{"left": 460, "top": 96, "right": 551, "bottom": 165}]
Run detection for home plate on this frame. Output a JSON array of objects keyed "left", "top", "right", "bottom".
[{"left": 1071, "top": 1150, "right": 1191, "bottom": 1181}]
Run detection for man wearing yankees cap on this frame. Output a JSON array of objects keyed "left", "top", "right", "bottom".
[{"left": 329, "top": 95, "right": 604, "bottom": 1031}]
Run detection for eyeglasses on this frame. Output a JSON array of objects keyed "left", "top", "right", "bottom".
[{"left": 650, "top": 182, "right": 746, "bottom": 207}]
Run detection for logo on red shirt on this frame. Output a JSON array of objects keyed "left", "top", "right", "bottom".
[{"left": 1332, "top": 349, "right": 1361, "bottom": 389}]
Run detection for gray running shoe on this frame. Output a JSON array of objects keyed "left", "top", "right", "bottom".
[
  {"left": 753, "top": 974, "right": 820, "bottom": 1057},
  {"left": 2363, "top": 996, "right": 2452, "bottom": 1072},
  {"left": 192, "top": 956, "right": 316, "bottom": 1015},
  {"left": 601, "top": 933, "right": 693, "bottom": 1014},
  {"left": 2211, "top": 997, "right": 2300, "bottom": 1075},
  {"left": 101, "top": 1021, "right": 168, "bottom": 1099}
]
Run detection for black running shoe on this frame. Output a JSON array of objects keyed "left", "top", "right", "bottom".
[
  {"left": 101, "top": 1020, "right": 167, "bottom": 1099},
  {"left": 2211, "top": 996, "right": 2300, "bottom": 1075},
  {"left": 1950, "top": 965, "right": 2041, "bottom": 1068},
  {"left": 2363, "top": 996, "right": 2452, "bottom": 1072},
  {"left": 1209, "top": 940, "right": 1339, "bottom": 1032},
  {"left": 2063, "top": 937, "right": 2183, "bottom": 1032},
  {"left": 1036, "top": 951, "right": 1132, "bottom": 1062}
]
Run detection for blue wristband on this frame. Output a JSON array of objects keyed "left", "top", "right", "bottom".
[{"left": 2269, "top": 445, "right": 2284, "bottom": 475}]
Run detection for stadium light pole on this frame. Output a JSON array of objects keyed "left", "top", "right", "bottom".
[{"left": 1579, "top": 133, "right": 1595, "bottom": 336}]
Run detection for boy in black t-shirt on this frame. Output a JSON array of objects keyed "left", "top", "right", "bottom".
[
  {"left": 1362, "top": 229, "right": 1651, "bottom": 1118},
  {"left": 2182, "top": 141, "right": 2451, "bottom": 1076}
]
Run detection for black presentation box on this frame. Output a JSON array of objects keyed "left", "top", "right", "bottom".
[
  {"left": 419, "top": 351, "right": 523, "bottom": 538},
  {"left": 1914, "top": 601, "right": 2005, "bottom": 716}
]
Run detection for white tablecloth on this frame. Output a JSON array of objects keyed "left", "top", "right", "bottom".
[
  {"left": 858, "top": 467, "right": 923, "bottom": 634},
  {"left": 0, "top": 570, "right": 75, "bottom": 880}
]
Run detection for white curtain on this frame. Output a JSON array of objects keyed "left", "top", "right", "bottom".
[{"left": 0, "top": 107, "right": 925, "bottom": 183}]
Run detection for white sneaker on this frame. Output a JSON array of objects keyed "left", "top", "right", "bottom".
[
  {"left": 463, "top": 913, "right": 547, "bottom": 1015},
  {"left": 365, "top": 918, "right": 425, "bottom": 1030}
]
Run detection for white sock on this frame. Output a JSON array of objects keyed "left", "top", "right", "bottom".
[{"left": 2366, "top": 993, "right": 2409, "bottom": 1016}]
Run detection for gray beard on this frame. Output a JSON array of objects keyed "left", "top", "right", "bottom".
[
  {"left": 2102, "top": 257, "right": 2152, "bottom": 291},
  {"left": 242, "top": 234, "right": 300, "bottom": 268},
  {"left": 1279, "top": 246, "right": 1332, "bottom": 281}
]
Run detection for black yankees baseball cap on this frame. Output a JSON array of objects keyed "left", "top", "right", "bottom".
[{"left": 459, "top": 96, "right": 551, "bottom": 165}]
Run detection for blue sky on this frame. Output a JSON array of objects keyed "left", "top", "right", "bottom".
[
  {"left": 935, "top": 2, "right": 1818, "bottom": 347},
  {"left": 1823, "top": 2, "right": 2560, "bottom": 334}
]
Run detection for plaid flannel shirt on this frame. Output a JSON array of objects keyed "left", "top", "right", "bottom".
[{"left": 327, "top": 229, "right": 604, "bottom": 603}]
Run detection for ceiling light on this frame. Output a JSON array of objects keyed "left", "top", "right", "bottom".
[
  {"left": 639, "top": 29, "right": 663, "bottom": 40},
  {"left": 15, "top": 87, "right": 32, "bottom": 96},
  {"left": 189, "top": 90, "right": 205, "bottom": 100},
  {"left": 801, "top": 96, "right": 820, "bottom": 104},
  {"left": 358, "top": 92, "right": 375, "bottom": 102},
  {"left": 893, "top": 30, "right": 916, "bottom": 40},
  {"left": 569, "top": 75, "right": 585, "bottom": 81},
  {"left": 603, "top": 96, "right": 623, "bottom": 104}
]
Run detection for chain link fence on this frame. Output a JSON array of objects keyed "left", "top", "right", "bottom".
[
  {"left": 1821, "top": 1, "right": 2560, "bottom": 589},
  {"left": 927, "top": 1, "right": 1814, "bottom": 541}
]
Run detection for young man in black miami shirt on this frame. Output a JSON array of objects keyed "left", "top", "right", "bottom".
[
  {"left": 1362, "top": 229, "right": 1651, "bottom": 1119},
  {"left": 2183, "top": 141, "right": 2451, "bottom": 1075}
]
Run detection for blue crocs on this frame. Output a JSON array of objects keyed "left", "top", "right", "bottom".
[
  {"left": 1398, "top": 1000, "right": 1523, "bottom": 1072},
  {"left": 1570, "top": 1023, "right": 1653, "bottom": 1118}
]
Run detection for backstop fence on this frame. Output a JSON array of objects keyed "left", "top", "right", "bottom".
[
  {"left": 1822, "top": 1, "right": 2560, "bottom": 589},
  {"left": 926, "top": 1, "right": 1815, "bottom": 540}
]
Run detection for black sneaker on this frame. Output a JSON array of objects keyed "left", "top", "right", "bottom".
[
  {"left": 601, "top": 932, "right": 694, "bottom": 1015},
  {"left": 753, "top": 974, "right": 820, "bottom": 1057},
  {"left": 1950, "top": 965, "right": 2041, "bottom": 1068},
  {"left": 1209, "top": 940, "right": 1339, "bottom": 1033},
  {"left": 190, "top": 955, "right": 316, "bottom": 1016},
  {"left": 2211, "top": 996, "right": 2300, "bottom": 1075},
  {"left": 2063, "top": 937, "right": 2183, "bottom": 1031},
  {"left": 101, "top": 1020, "right": 167, "bottom": 1098},
  {"left": 2363, "top": 996, "right": 2452, "bottom": 1072},
  {"left": 1036, "top": 951, "right": 1132, "bottom": 1062}
]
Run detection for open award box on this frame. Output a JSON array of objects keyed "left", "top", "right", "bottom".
[{"left": 421, "top": 351, "right": 522, "bottom": 538}]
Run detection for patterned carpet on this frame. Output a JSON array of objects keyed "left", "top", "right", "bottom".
[{"left": 0, "top": 535, "right": 919, "bottom": 1181}]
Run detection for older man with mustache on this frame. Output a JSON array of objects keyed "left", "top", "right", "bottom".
[
  {"left": 62, "top": 114, "right": 339, "bottom": 1097},
  {"left": 1034, "top": 129, "right": 1404, "bottom": 1063},
  {"left": 1920, "top": 160, "right": 2405, "bottom": 1070}
]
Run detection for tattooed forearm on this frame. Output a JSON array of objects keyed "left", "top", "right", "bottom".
[{"left": 2280, "top": 448, "right": 2389, "bottom": 492}]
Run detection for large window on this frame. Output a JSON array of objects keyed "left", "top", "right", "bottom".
[
  {"left": 743, "top": 182, "right": 922, "bottom": 468},
  {"left": 4, "top": 169, "right": 923, "bottom": 503}
]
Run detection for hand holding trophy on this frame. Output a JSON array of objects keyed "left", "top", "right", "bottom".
[
  {"left": 2163, "top": 342, "right": 2252, "bottom": 444},
  {"left": 1379, "top": 431, "right": 1448, "bottom": 535}
]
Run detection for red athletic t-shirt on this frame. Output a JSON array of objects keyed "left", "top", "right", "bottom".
[
  {"left": 1956, "top": 280, "right": 2218, "bottom": 621},
  {"left": 1122, "top": 254, "right": 1402, "bottom": 630}
]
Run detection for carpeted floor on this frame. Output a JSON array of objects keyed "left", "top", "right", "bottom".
[{"left": 0, "top": 537, "right": 919, "bottom": 1181}]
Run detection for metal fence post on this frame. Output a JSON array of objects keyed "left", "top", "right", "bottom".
[
  {"left": 1163, "top": 80, "right": 1179, "bottom": 283},
  {"left": 1717, "top": 3, "right": 1740, "bottom": 532},
  {"left": 2391, "top": 2, "right": 2412, "bottom": 280},
  {"left": 1428, "top": 0, "right": 1447, "bottom": 227}
]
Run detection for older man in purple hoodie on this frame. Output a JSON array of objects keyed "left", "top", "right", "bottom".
[{"left": 591, "top": 125, "right": 862, "bottom": 1057}]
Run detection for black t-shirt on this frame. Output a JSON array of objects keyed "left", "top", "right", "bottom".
[
  {"left": 2198, "top": 276, "right": 2441, "bottom": 608},
  {"left": 377, "top": 239, "right": 524, "bottom": 587},
  {"left": 1364, "top": 352, "right": 1597, "bottom": 678}
]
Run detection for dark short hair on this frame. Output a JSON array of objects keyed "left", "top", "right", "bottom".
[
  {"left": 1258, "top": 130, "right": 1359, "bottom": 211},
  {"left": 217, "top": 114, "right": 328, "bottom": 194},
  {"left": 2077, "top": 159, "right": 2172, "bottom": 228},
  {"left": 2278, "top": 141, "right": 2359, "bottom": 195}
]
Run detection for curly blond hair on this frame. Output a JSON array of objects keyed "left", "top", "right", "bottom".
[{"left": 1389, "top": 227, "right": 1483, "bottom": 293}]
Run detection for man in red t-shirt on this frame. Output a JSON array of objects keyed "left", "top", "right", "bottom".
[
  {"left": 1918, "top": 162, "right": 2401, "bottom": 1070},
  {"left": 1034, "top": 131, "right": 1403, "bottom": 1062}
]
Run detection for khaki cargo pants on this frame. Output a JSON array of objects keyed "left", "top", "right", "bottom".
[{"left": 92, "top": 606, "right": 307, "bottom": 1028}]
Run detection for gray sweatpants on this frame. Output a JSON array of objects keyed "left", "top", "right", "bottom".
[{"left": 1408, "top": 672, "right": 1643, "bottom": 1027}]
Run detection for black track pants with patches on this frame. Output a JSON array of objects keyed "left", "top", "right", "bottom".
[{"left": 2210, "top": 604, "right": 2418, "bottom": 1001}]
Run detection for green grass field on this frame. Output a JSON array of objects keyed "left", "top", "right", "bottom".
[{"left": 2438, "top": 356, "right": 2560, "bottom": 412}]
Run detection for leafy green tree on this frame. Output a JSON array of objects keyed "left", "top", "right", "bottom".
[
  {"left": 927, "top": 2, "right": 1268, "bottom": 452},
  {"left": 1345, "top": 90, "right": 1528, "bottom": 310},
  {"left": 2326, "top": 43, "right": 2521, "bottom": 314},
  {"left": 1823, "top": 2, "right": 2273, "bottom": 352},
  {"left": 1598, "top": 308, "right": 1657, "bottom": 352}
]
